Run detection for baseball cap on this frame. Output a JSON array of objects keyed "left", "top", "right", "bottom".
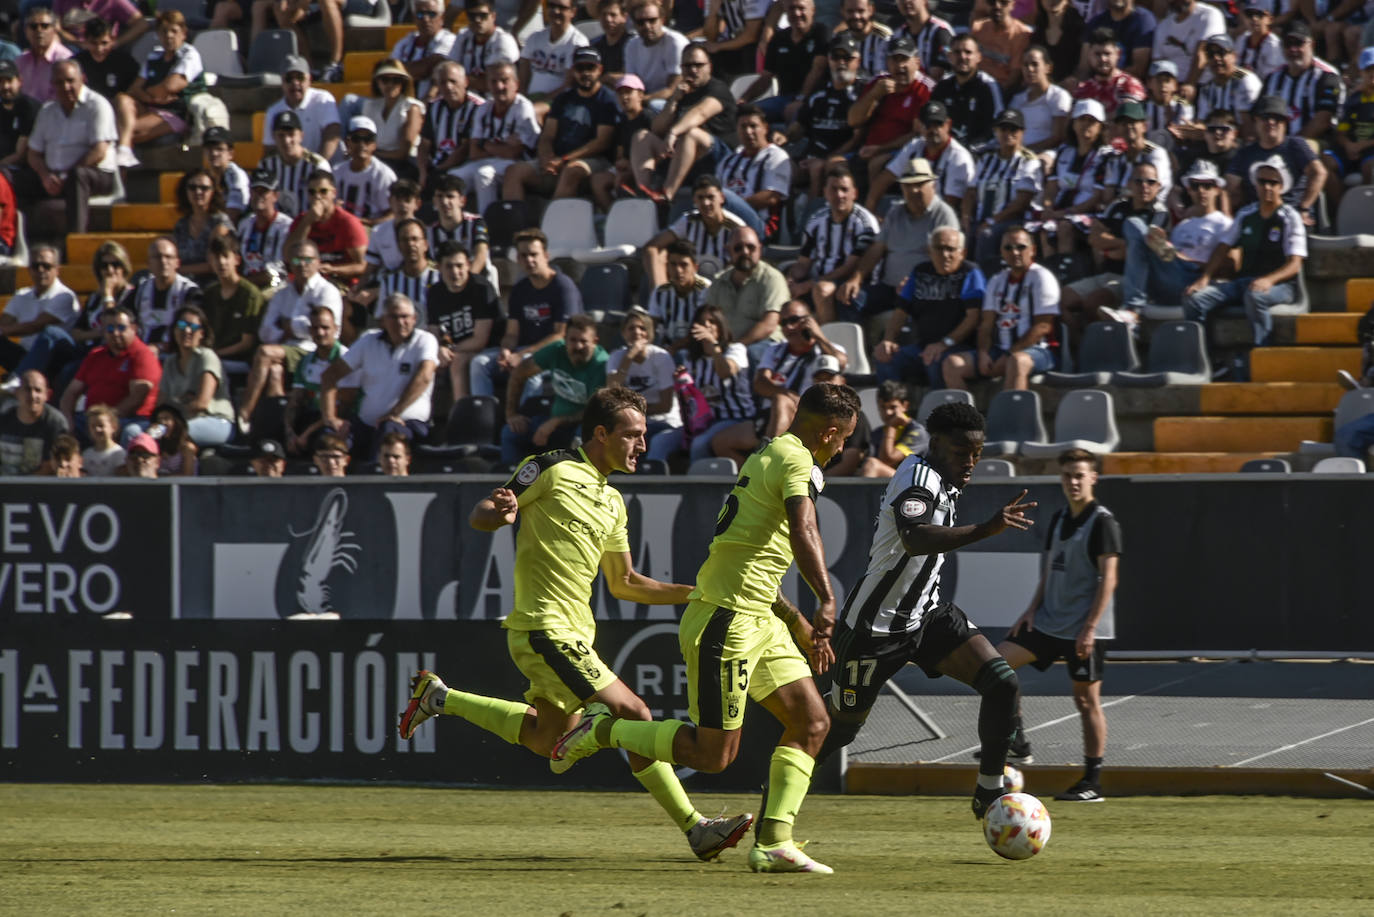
[
  {"left": 283, "top": 54, "right": 310, "bottom": 76},
  {"left": 1284, "top": 20, "right": 1312, "bottom": 41},
  {"left": 347, "top": 115, "right": 378, "bottom": 136},
  {"left": 1114, "top": 99, "right": 1147, "bottom": 122},
  {"left": 252, "top": 438, "right": 285, "bottom": 460},
  {"left": 920, "top": 101, "right": 951, "bottom": 125},
  {"left": 1360, "top": 46, "right": 1374, "bottom": 69},
  {"left": 272, "top": 110, "right": 303, "bottom": 133},
  {"left": 0, "top": 60, "right": 18, "bottom": 80},
  {"left": 1204, "top": 33, "right": 1234, "bottom": 52},
  {"left": 128, "top": 433, "right": 160, "bottom": 456},
  {"left": 897, "top": 157, "right": 936, "bottom": 184},
  {"left": 201, "top": 125, "right": 232, "bottom": 147},
  {"left": 994, "top": 108, "right": 1025, "bottom": 129},
  {"left": 1070, "top": 98, "right": 1106, "bottom": 122},
  {"left": 831, "top": 31, "right": 861, "bottom": 56},
  {"left": 887, "top": 34, "right": 918, "bottom": 58},
  {"left": 1251, "top": 94, "right": 1290, "bottom": 118},
  {"left": 1149, "top": 60, "right": 1179, "bottom": 79},
  {"left": 250, "top": 168, "right": 279, "bottom": 190},
  {"left": 573, "top": 46, "right": 602, "bottom": 65},
  {"left": 812, "top": 354, "right": 842, "bottom": 377},
  {"left": 615, "top": 73, "right": 645, "bottom": 91}
]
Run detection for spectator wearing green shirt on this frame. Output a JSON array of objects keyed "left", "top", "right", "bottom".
[
  {"left": 501, "top": 314, "right": 607, "bottom": 465},
  {"left": 202, "top": 233, "right": 264, "bottom": 373}
]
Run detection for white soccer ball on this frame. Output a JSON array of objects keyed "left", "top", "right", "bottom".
[
  {"left": 1003, "top": 764, "right": 1025, "bottom": 794},
  {"left": 983, "top": 792, "right": 1051, "bottom": 860}
]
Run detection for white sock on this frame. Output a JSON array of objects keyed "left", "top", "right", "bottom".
[{"left": 977, "top": 773, "right": 1004, "bottom": 791}]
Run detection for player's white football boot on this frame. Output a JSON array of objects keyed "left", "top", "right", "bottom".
[
  {"left": 398, "top": 670, "right": 448, "bottom": 740},
  {"left": 687, "top": 813, "right": 755, "bottom": 862},
  {"left": 549, "top": 702, "right": 610, "bottom": 774},
  {"left": 748, "top": 841, "right": 833, "bottom": 874}
]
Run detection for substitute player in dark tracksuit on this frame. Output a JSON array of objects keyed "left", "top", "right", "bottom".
[{"left": 997, "top": 447, "right": 1122, "bottom": 803}]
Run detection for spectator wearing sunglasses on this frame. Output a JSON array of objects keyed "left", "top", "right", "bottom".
[
  {"left": 157, "top": 304, "right": 236, "bottom": 446},
  {"left": 59, "top": 304, "right": 162, "bottom": 444},
  {"left": 391, "top": 0, "right": 457, "bottom": 94},
  {"left": 16, "top": 7, "right": 72, "bottom": 105},
  {"left": 0, "top": 245, "right": 80, "bottom": 390},
  {"left": 518, "top": 0, "right": 588, "bottom": 116}
]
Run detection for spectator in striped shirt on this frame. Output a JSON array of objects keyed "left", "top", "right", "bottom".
[
  {"left": 428, "top": 175, "right": 496, "bottom": 291},
  {"left": 236, "top": 169, "right": 293, "bottom": 288},
  {"left": 418, "top": 62, "right": 483, "bottom": 194},
  {"left": 1143, "top": 61, "right": 1192, "bottom": 153},
  {"left": 964, "top": 108, "right": 1044, "bottom": 275},
  {"left": 714, "top": 104, "right": 792, "bottom": 239},
  {"left": 835, "top": 0, "right": 892, "bottom": 80},
  {"left": 1322, "top": 47, "right": 1374, "bottom": 207},
  {"left": 890, "top": 0, "right": 954, "bottom": 80},
  {"left": 1261, "top": 20, "right": 1343, "bottom": 140},
  {"left": 1237, "top": 4, "right": 1286, "bottom": 79},
  {"left": 351, "top": 218, "right": 438, "bottom": 323},
  {"left": 702, "top": 0, "right": 768, "bottom": 76},
  {"left": 646, "top": 239, "right": 711, "bottom": 353},
  {"left": 1184, "top": 34, "right": 1262, "bottom": 143},
  {"left": 391, "top": 0, "right": 458, "bottom": 90},
  {"left": 259, "top": 109, "right": 333, "bottom": 218},
  {"left": 453, "top": 61, "right": 541, "bottom": 214},
  {"left": 335, "top": 116, "right": 398, "bottom": 227},
  {"left": 787, "top": 165, "right": 880, "bottom": 323},
  {"left": 642, "top": 173, "right": 746, "bottom": 287},
  {"left": 867, "top": 100, "right": 977, "bottom": 213},
  {"left": 447, "top": 0, "right": 520, "bottom": 96}
]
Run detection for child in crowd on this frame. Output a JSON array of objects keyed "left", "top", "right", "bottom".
[
  {"left": 50, "top": 435, "right": 84, "bottom": 477},
  {"left": 81, "top": 405, "right": 127, "bottom": 477},
  {"left": 865, "top": 380, "right": 929, "bottom": 477}
]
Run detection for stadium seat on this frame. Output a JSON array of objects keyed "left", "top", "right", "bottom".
[
  {"left": 1336, "top": 185, "right": 1374, "bottom": 236},
  {"left": 1299, "top": 387, "right": 1374, "bottom": 455},
  {"left": 857, "top": 385, "right": 881, "bottom": 428},
  {"left": 245, "top": 30, "right": 299, "bottom": 84},
  {"left": 1042, "top": 321, "right": 1138, "bottom": 386},
  {"left": 192, "top": 29, "right": 244, "bottom": 77},
  {"left": 819, "top": 322, "right": 870, "bottom": 376},
  {"left": 579, "top": 263, "right": 631, "bottom": 312},
  {"left": 1019, "top": 389, "right": 1120, "bottom": 457},
  {"left": 730, "top": 74, "right": 775, "bottom": 100},
  {"left": 0, "top": 212, "right": 27, "bottom": 269},
  {"left": 541, "top": 199, "right": 598, "bottom": 261},
  {"left": 687, "top": 457, "right": 738, "bottom": 476},
  {"left": 483, "top": 199, "right": 530, "bottom": 260},
  {"left": 418, "top": 395, "right": 502, "bottom": 462},
  {"left": 971, "top": 458, "right": 1016, "bottom": 478},
  {"left": 128, "top": 31, "right": 158, "bottom": 67},
  {"left": 574, "top": 198, "right": 657, "bottom": 264},
  {"left": 1312, "top": 456, "right": 1367, "bottom": 473},
  {"left": 87, "top": 168, "right": 126, "bottom": 207},
  {"left": 1112, "top": 321, "right": 1210, "bottom": 386},
  {"left": 158, "top": 0, "right": 210, "bottom": 28},
  {"left": 983, "top": 390, "right": 1046, "bottom": 457},
  {"left": 915, "top": 388, "right": 973, "bottom": 425},
  {"left": 636, "top": 458, "right": 669, "bottom": 475},
  {"left": 1240, "top": 458, "right": 1291, "bottom": 473}
]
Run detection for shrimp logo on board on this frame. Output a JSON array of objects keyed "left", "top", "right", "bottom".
[{"left": 289, "top": 488, "right": 362, "bottom": 615}]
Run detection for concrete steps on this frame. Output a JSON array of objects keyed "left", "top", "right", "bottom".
[
  {"left": 1101, "top": 452, "right": 1289, "bottom": 474},
  {"left": 1250, "top": 346, "right": 1362, "bottom": 382},
  {"left": 1153, "top": 416, "right": 1333, "bottom": 452}
]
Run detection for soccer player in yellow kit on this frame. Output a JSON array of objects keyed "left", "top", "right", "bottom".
[
  {"left": 553, "top": 382, "right": 861, "bottom": 874},
  {"left": 398, "top": 386, "right": 753, "bottom": 862}
]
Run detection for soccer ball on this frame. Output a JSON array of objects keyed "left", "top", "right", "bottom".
[
  {"left": 982, "top": 792, "right": 1051, "bottom": 860},
  {"left": 1003, "top": 764, "right": 1025, "bottom": 794}
]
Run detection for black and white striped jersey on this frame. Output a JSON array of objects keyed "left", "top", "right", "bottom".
[
  {"left": 421, "top": 94, "right": 485, "bottom": 166},
  {"left": 890, "top": 16, "right": 953, "bottom": 72},
  {"left": 336, "top": 157, "right": 397, "bottom": 221},
  {"left": 970, "top": 147, "right": 1042, "bottom": 223},
  {"left": 428, "top": 213, "right": 490, "bottom": 259},
  {"left": 448, "top": 27, "right": 520, "bottom": 79},
  {"left": 720, "top": 0, "right": 768, "bottom": 41},
  {"left": 845, "top": 23, "right": 893, "bottom": 80},
  {"left": 235, "top": 211, "right": 293, "bottom": 278},
  {"left": 646, "top": 275, "right": 710, "bottom": 346},
  {"left": 1195, "top": 68, "right": 1262, "bottom": 124},
  {"left": 667, "top": 209, "right": 747, "bottom": 273},
  {"left": 256, "top": 152, "right": 332, "bottom": 217},
  {"left": 885, "top": 135, "right": 977, "bottom": 200},
  {"left": 1096, "top": 140, "right": 1173, "bottom": 197},
  {"left": 688, "top": 341, "right": 756, "bottom": 420},
  {"left": 1261, "top": 59, "right": 1344, "bottom": 135},
  {"left": 841, "top": 454, "right": 959, "bottom": 636},
  {"left": 1145, "top": 97, "right": 1192, "bottom": 134},
  {"left": 715, "top": 144, "right": 793, "bottom": 206},
  {"left": 374, "top": 266, "right": 441, "bottom": 322},
  {"left": 799, "top": 204, "right": 880, "bottom": 278},
  {"left": 470, "top": 95, "right": 541, "bottom": 155}
]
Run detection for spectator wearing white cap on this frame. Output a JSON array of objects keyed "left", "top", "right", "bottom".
[
  {"left": 1150, "top": 0, "right": 1224, "bottom": 88},
  {"left": 1322, "top": 46, "right": 1374, "bottom": 207},
  {"left": 334, "top": 115, "right": 397, "bottom": 227},
  {"left": 262, "top": 56, "right": 343, "bottom": 162},
  {"left": 1184, "top": 156, "right": 1305, "bottom": 364},
  {"left": 1120, "top": 159, "right": 1232, "bottom": 313},
  {"left": 1040, "top": 98, "right": 1113, "bottom": 270}
]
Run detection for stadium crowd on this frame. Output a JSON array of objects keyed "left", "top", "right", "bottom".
[{"left": 4, "top": 0, "right": 1374, "bottom": 477}]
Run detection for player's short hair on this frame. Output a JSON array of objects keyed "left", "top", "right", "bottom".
[
  {"left": 926, "top": 402, "right": 985, "bottom": 438},
  {"left": 566, "top": 313, "right": 598, "bottom": 334},
  {"left": 390, "top": 178, "right": 421, "bottom": 199},
  {"left": 435, "top": 174, "right": 466, "bottom": 196},
  {"left": 1058, "top": 448, "right": 1099, "bottom": 470},
  {"left": 436, "top": 240, "right": 468, "bottom": 262},
  {"left": 692, "top": 173, "right": 723, "bottom": 194},
  {"left": 582, "top": 385, "right": 647, "bottom": 440},
  {"left": 665, "top": 239, "right": 697, "bottom": 261},
  {"left": 51, "top": 434, "right": 80, "bottom": 464},
  {"left": 513, "top": 227, "right": 548, "bottom": 250},
  {"left": 799, "top": 382, "right": 860, "bottom": 426},
  {"left": 877, "top": 380, "right": 909, "bottom": 403}
]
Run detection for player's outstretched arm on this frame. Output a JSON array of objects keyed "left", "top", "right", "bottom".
[
  {"left": 600, "top": 551, "right": 694, "bottom": 605},
  {"left": 786, "top": 496, "right": 836, "bottom": 674},
  {"left": 899, "top": 490, "right": 1037, "bottom": 557},
  {"left": 469, "top": 487, "right": 520, "bottom": 532},
  {"left": 771, "top": 589, "right": 821, "bottom": 667}
]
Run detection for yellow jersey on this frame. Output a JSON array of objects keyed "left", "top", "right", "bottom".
[
  {"left": 502, "top": 447, "right": 630, "bottom": 632},
  {"left": 690, "top": 433, "right": 824, "bottom": 616}
]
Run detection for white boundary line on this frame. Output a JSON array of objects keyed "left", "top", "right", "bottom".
[{"left": 1228, "top": 716, "right": 1374, "bottom": 767}]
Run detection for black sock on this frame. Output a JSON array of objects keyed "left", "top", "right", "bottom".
[
  {"left": 1084, "top": 756, "right": 1103, "bottom": 785},
  {"left": 972, "top": 657, "right": 1020, "bottom": 778}
]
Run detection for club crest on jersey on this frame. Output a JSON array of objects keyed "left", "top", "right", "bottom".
[
  {"left": 516, "top": 461, "right": 540, "bottom": 486},
  {"left": 810, "top": 465, "right": 825, "bottom": 493},
  {"left": 900, "top": 497, "right": 928, "bottom": 519},
  {"left": 843, "top": 689, "right": 857, "bottom": 707}
]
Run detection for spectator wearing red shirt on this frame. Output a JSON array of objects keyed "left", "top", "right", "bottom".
[
  {"left": 58, "top": 303, "right": 161, "bottom": 444},
  {"left": 0, "top": 170, "right": 15, "bottom": 256},
  {"left": 1072, "top": 28, "right": 1146, "bottom": 121},
  {"left": 284, "top": 170, "right": 368, "bottom": 285},
  {"left": 848, "top": 35, "right": 934, "bottom": 189}
]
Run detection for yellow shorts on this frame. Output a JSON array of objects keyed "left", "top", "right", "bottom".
[
  {"left": 506, "top": 627, "right": 619, "bottom": 715},
  {"left": 680, "top": 600, "right": 813, "bottom": 731}
]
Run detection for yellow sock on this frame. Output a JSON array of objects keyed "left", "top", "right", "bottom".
[
  {"left": 441, "top": 690, "right": 527, "bottom": 745},
  {"left": 633, "top": 761, "right": 701, "bottom": 831},
  {"left": 608, "top": 718, "right": 683, "bottom": 764},
  {"left": 757, "top": 746, "right": 815, "bottom": 846}
]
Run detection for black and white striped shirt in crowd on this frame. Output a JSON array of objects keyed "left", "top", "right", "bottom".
[
  {"left": 1195, "top": 68, "right": 1262, "bottom": 123},
  {"left": 851, "top": 23, "right": 893, "bottom": 79},
  {"left": 374, "top": 266, "right": 441, "bottom": 322},
  {"left": 971, "top": 147, "right": 1042, "bottom": 223},
  {"left": 688, "top": 341, "right": 756, "bottom": 420},
  {"left": 720, "top": 0, "right": 768, "bottom": 41},
  {"left": 256, "top": 152, "right": 332, "bottom": 217},
  {"left": 646, "top": 275, "right": 710, "bottom": 346},
  {"left": 841, "top": 454, "right": 958, "bottom": 636},
  {"left": 422, "top": 94, "right": 485, "bottom": 166},
  {"left": 428, "top": 213, "right": 490, "bottom": 259},
  {"left": 1144, "top": 97, "right": 1192, "bottom": 135},
  {"left": 235, "top": 211, "right": 293, "bottom": 278},
  {"left": 667, "top": 209, "right": 747, "bottom": 274},
  {"left": 890, "top": 16, "right": 953, "bottom": 72},
  {"left": 799, "top": 204, "right": 880, "bottom": 278},
  {"left": 1261, "top": 59, "right": 1344, "bottom": 135}
]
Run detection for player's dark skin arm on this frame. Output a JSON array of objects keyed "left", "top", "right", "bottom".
[
  {"left": 899, "top": 489, "right": 1036, "bottom": 556},
  {"left": 787, "top": 495, "right": 836, "bottom": 673}
]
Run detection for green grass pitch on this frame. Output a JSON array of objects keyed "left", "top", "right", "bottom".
[{"left": 0, "top": 784, "right": 1370, "bottom": 916}]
